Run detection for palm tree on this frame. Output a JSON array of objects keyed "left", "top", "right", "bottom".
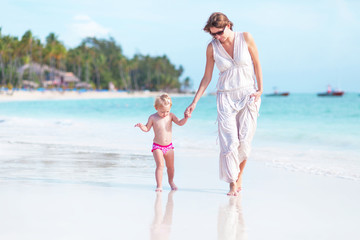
[
  {"left": 20, "top": 31, "right": 34, "bottom": 84},
  {"left": 43, "top": 33, "right": 59, "bottom": 81},
  {"left": 182, "top": 77, "right": 192, "bottom": 92},
  {"left": 0, "top": 30, "right": 6, "bottom": 86},
  {"left": 129, "top": 55, "right": 140, "bottom": 90},
  {"left": 0, "top": 29, "right": 9, "bottom": 86},
  {"left": 8, "top": 36, "right": 21, "bottom": 89},
  {"left": 67, "top": 47, "right": 83, "bottom": 80},
  {"left": 31, "top": 38, "right": 44, "bottom": 83}
]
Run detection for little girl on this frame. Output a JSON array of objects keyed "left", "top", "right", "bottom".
[{"left": 135, "top": 93, "right": 188, "bottom": 192}]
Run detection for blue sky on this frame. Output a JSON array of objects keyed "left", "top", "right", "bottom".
[{"left": 1, "top": 0, "right": 359, "bottom": 93}]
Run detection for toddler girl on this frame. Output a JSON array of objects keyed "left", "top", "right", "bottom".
[{"left": 135, "top": 93, "right": 188, "bottom": 192}]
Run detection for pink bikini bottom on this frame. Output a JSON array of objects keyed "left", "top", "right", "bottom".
[{"left": 151, "top": 142, "right": 174, "bottom": 155}]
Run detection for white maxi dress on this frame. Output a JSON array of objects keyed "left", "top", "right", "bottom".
[{"left": 212, "top": 32, "right": 261, "bottom": 183}]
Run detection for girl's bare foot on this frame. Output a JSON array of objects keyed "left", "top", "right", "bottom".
[
  {"left": 169, "top": 182, "right": 178, "bottom": 191},
  {"left": 227, "top": 182, "right": 238, "bottom": 196},
  {"left": 155, "top": 187, "right": 162, "bottom": 192}
]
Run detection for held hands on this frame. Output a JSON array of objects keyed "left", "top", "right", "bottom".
[
  {"left": 250, "top": 91, "right": 262, "bottom": 102},
  {"left": 184, "top": 103, "right": 196, "bottom": 118}
]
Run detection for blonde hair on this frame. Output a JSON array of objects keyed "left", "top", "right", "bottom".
[
  {"left": 154, "top": 93, "right": 172, "bottom": 109},
  {"left": 203, "top": 12, "right": 233, "bottom": 32}
]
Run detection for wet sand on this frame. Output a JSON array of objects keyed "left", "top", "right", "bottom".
[{"left": 1, "top": 149, "right": 359, "bottom": 240}]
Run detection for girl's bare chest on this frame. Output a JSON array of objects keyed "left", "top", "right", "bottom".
[{"left": 153, "top": 119, "right": 172, "bottom": 130}]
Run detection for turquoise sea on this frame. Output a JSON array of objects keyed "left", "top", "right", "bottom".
[{"left": 0, "top": 93, "right": 359, "bottom": 184}]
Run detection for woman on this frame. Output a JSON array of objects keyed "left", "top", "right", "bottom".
[{"left": 185, "top": 12, "right": 263, "bottom": 196}]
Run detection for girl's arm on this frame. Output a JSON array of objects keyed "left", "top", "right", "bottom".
[
  {"left": 243, "top": 32, "right": 263, "bottom": 102},
  {"left": 171, "top": 113, "right": 188, "bottom": 126},
  {"left": 185, "top": 43, "right": 215, "bottom": 118},
  {"left": 134, "top": 116, "right": 153, "bottom": 132}
]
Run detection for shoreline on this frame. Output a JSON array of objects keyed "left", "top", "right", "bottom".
[{"left": 0, "top": 90, "right": 194, "bottom": 102}]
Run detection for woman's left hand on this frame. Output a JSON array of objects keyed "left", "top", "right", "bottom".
[{"left": 251, "top": 91, "right": 262, "bottom": 102}]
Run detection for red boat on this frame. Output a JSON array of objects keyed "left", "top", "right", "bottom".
[
  {"left": 266, "top": 92, "right": 290, "bottom": 97},
  {"left": 317, "top": 85, "right": 344, "bottom": 97},
  {"left": 266, "top": 88, "right": 290, "bottom": 97},
  {"left": 317, "top": 91, "right": 344, "bottom": 96}
]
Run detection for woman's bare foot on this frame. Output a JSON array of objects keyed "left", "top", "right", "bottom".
[
  {"left": 236, "top": 177, "right": 242, "bottom": 192},
  {"left": 155, "top": 187, "right": 162, "bottom": 192},
  {"left": 169, "top": 182, "right": 178, "bottom": 191},
  {"left": 227, "top": 182, "right": 238, "bottom": 196}
]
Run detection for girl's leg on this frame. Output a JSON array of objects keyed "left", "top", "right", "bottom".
[
  {"left": 164, "top": 149, "right": 177, "bottom": 190},
  {"left": 153, "top": 150, "right": 164, "bottom": 192},
  {"left": 236, "top": 159, "right": 247, "bottom": 192}
]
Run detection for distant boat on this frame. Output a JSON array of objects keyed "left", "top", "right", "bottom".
[
  {"left": 265, "top": 92, "right": 290, "bottom": 97},
  {"left": 317, "top": 85, "right": 344, "bottom": 97},
  {"left": 266, "top": 87, "right": 290, "bottom": 97},
  {"left": 317, "top": 91, "right": 344, "bottom": 97}
]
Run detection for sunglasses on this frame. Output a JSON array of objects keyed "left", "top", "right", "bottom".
[{"left": 210, "top": 27, "right": 226, "bottom": 37}]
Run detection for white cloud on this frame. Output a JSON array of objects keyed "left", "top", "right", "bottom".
[
  {"left": 70, "top": 14, "right": 111, "bottom": 38},
  {"left": 73, "top": 14, "right": 92, "bottom": 21}
]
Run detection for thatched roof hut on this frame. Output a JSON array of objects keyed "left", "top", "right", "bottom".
[{"left": 17, "top": 63, "right": 80, "bottom": 88}]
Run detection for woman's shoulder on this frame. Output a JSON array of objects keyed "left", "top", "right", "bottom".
[
  {"left": 208, "top": 37, "right": 217, "bottom": 48},
  {"left": 241, "top": 32, "right": 253, "bottom": 41},
  {"left": 207, "top": 42, "right": 214, "bottom": 49},
  {"left": 240, "top": 32, "right": 256, "bottom": 47},
  {"left": 206, "top": 42, "right": 214, "bottom": 59}
]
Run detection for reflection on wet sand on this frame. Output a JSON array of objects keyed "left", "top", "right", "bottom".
[
  {"left": 150, "top": 191, "right": 175, "bottom": 240},
  {"left": 218, "top": 195, "right": 247, "bottom": 240}
]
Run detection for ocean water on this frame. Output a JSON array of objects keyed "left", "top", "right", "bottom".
[{"left": 0, "top": 93, "right": 359, "bottom": 185}]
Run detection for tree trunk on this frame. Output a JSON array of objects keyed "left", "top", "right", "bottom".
[
  {"left": 119, "top": 64, "right": 127, "bottom": 90},
  {"left": 95, "top": 66, "right": 100, "bottom": 89},
  {"left": 131, "top": 70, "right": 139, "bottom": 90},
  {"left": 0, "top": 54, "right": 5, "bottom": 86},
  {"left": 77, "top": 63, "right": 82, "bottom": 80},
  {"left": 8, "top": 57, "right": 13, "bottom": 87},
  {"left": 85, "top": 62, "right": 89, "bottom": 84}
]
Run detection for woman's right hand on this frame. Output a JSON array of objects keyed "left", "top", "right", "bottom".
[{"left": 185, "top": 103, "right": 196, "bottom": 118}]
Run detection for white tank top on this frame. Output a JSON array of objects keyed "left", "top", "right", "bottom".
[{"left": 211, "top": 32, "right": 256, "bottom": 91}]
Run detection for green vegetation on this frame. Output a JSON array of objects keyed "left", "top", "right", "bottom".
[{"left": 0, "top": 28, "right": 192, "bottom": 91}]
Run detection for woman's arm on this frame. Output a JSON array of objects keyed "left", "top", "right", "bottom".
[
  {"left": 243, "top": 32, "right": 263, "bottom": 102},
  {"left": 185, "top": 43, "right": 215, "bottom": 118}
]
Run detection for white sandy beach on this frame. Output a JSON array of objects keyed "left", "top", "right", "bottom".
[
  {"left": 1, "top": 144, "right": 360, "bottom": 240},
  {"left": 0, "top": 90, "right": 191, "bottom": 102}
]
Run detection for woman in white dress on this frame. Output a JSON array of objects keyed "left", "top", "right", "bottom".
[{"left": 185, "top": 12, "right": 263, "bottom": 196}]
